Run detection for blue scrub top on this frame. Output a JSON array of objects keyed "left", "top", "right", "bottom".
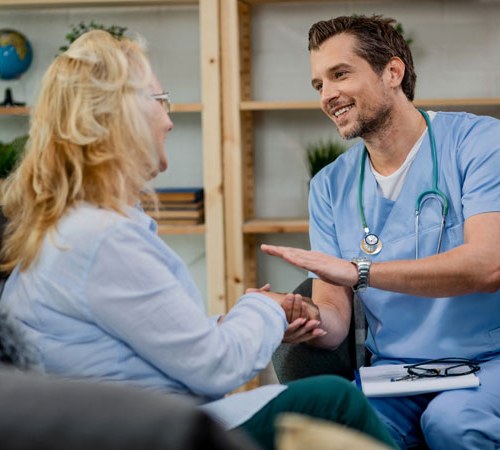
[{"left": 309, "top": 112, "right": 500, "bottom": 362}]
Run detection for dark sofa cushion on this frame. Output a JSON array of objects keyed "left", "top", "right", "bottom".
[{"left": 0, "top": 365, "right": 258, "bottom": 450}]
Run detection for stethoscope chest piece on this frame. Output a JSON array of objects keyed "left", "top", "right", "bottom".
[
  {"left": 356, "top": 110, "right": 449, "bottom": 259},
  {"left": 360, "top": 233, "right": 383, "bottom": 255}
]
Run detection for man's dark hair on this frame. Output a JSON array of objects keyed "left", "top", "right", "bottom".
[{"left": 308, "top": 15, "right": 416, "bottom": 101}]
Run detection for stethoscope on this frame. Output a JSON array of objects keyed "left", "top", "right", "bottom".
[{"left": 358, "top": 109, "right": 449, "bottom": 258}]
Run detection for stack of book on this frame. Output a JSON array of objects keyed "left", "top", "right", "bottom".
[{"left": 142, "top": 187, "right": 204, "bottom": 225}]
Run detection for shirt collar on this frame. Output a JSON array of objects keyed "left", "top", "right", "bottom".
[{"left": 126, "top": 203, "right": 158, "bottom": 234}]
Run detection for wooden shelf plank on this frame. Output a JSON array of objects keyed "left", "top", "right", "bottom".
[
  {"left": 415, "top": 97, "right": 500, "bottom": 107},
  {"left": 170, "top": 103, "right": 202, "bottom": 113},
  {"left": 243, "top": 218, "right": 308, "bottom": 234},
  {"left": 240, "top": 97, "right": 500, "bottom": 111},
  {"left": 0, "top": 106, "right": 30, "bottom": 116},
  {"left": 0, "top": 104, "right": 200, "bottom": 115},
  {"left": 0, "top": 0, "right": 196, "bottom": 7},
  {"left": 157, "top": 223, "right": 205, "bottom": 235},
  {"left": 241, "top": 100, "right": 318, "bottom": 111}
]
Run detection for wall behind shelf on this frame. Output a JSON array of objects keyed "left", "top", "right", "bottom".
[
  {"left": 253, "top": 109, "right": 358, "bottom": 219},
  {"left": 250, "top": 0, "right": 500, "bottom": 293},
  {"left": 0, "top": 5, "right": 205, "bottom": 187},
  {"left": 0, "top": 4, "right": 209, "bottom": 302},
  {"left": 0, "top": 5, "right": 201, "bottom": 105},
  {"left": 251, "top": 0, "right": 500, "bottom": 101},
  {"left": 256, "top": 232, "right": 310, "bottom": 292}
]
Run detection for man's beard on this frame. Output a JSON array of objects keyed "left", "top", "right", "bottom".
[{"left": 337, "top": 103, "right": 392, "bottom": 141}]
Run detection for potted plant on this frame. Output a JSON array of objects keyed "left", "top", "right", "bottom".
[
  {"left": 0, "top": 134, "right": 28, "bottom": 179},
  {"left": 59, "top": 21, "right": 128, "bottom": 53},
  {"left": 306, "top": 139, "right": 346, "bottom": 179},
  {"left": 394, "top": 22, "right": 413, "bottom": 46}
]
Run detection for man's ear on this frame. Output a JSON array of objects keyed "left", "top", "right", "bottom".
[{"left": 384, "top": 56, "right": 405, "bottom": 89}]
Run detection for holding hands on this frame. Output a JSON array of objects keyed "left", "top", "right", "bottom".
[{"left": 246, "top": 283, "right": 327, "bottom": 344}]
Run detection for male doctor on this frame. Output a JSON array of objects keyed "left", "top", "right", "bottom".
[{"left": 262, "top": 14, "right": 500, "bottom": 450}]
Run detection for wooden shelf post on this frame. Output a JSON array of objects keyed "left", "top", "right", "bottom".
[{"left": 200, "top": 0, "right": 227, "bottom": 315}]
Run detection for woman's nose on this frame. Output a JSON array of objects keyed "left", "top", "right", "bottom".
[{"left": 166, "top": 114, "right": 174, "bottom": 132}]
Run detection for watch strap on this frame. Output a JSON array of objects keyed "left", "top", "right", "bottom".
[{"left": 351, "top": 257, "right": 371, "bottom": 292}]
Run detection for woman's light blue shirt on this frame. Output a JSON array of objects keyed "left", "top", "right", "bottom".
[{"left": 0, "top": 203, "right": 288, "bottom": 428}]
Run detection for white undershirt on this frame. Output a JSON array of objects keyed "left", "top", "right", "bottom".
[{"left": 371, "top": 111, "right": 437, "bottom": 201}]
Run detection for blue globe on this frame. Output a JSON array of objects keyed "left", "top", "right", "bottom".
[{"left": 0, "top": 29, "right": 33, "bottom": 80}]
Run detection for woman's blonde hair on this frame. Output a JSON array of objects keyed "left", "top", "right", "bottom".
[{"left": 1, "top": 29, "right": 157, "bottom": 272}]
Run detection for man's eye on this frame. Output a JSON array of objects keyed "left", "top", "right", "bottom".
[
  {"left": 335, "top": 71, "right": 346, "bottom": 79},
  {"left": 313, "top": 83, "right": 323, "bottom": 92}
]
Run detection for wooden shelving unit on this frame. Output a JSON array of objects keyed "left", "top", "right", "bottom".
[
  {"left": 221, "top": 0, "right": 500, "bottom": 309},
  {"left": 0, "top": 104, "right": 202, "bottom": 115},
  {"left": 0, "top": 0, "right": 226, "bottom": 315}
]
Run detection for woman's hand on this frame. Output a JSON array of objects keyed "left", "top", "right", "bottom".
[
  {"left": 245, "top": 284, "right": 326, "bottom": 343},
  {"left": 245, "top": 283, "right": 271, "bottom": 294},
  {"left": 281, "top": 293, "right": 326, "bottom": 343}
]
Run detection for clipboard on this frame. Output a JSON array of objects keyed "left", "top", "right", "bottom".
[{"left": 355, "top": 364, "right": 480, "bottom": 398}]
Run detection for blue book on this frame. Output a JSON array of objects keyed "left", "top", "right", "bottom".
[{"left": 155, "top": 187, "right": 204, "bottom": 203}]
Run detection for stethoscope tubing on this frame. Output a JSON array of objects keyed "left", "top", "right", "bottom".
[{"left": 358, "top": 109, "right": 449, "bottom": 259}]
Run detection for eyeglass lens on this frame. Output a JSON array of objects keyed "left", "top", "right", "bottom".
[
  {"left": 151, "top": 93, "right": 171, "bottom": 113},
  {"left": 156, "top": 98, "right": 170, "bottom": 113}
]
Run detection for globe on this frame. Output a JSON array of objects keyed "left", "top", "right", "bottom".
[{"left": 0, "top": 29, "right": 33, "bottom": 80}]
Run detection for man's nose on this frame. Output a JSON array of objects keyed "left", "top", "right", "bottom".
[{"left": 321, "top": 81, "right": 340, "bottom": 109}]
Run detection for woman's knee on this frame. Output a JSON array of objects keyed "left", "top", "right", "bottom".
[
  {"left": 287, "top": 375, "right": 359, "bottom": 402},
  {"left": 286, "top": 375, "right": 371, "bottom": 418}
]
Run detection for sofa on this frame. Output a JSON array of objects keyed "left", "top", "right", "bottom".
[
  {"left": 0, "top": 310, "right": 258, "bottom": 450},
  {"left": 272, "top": 278, "right": 368, "bottom": 383}
]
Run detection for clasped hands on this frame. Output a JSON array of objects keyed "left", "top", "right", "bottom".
[
  {"left": 245, "top": 283, "right": 327, "bottom": 344},
  {"left": 244, "top": 243, "right": 360, "bottom": 344}
]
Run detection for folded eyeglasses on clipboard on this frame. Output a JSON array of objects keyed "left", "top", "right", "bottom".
[{"left": 391, "top": 357, "right": 481, "bottom": 382}]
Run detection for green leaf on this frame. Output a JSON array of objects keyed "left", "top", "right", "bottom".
[
  {"left": 0, "top": 135, "right": 28, "bottom": 178},
  {"left": 394, "top": 22, "right": 413, "bottom": 46},
  {"left": 306, "top": 139, "right": 346, "bottom": 178},
  {"left": 58, "top": 21, "right": 128, "bottom": 54}
]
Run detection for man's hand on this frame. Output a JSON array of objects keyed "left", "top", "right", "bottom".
[{"left": 261, "top": 244, "right": 357, "bottom": 288}]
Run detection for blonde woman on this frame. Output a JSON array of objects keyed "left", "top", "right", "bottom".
[{"left": 0, "top": 30, "right": 395, "bottom": 450}]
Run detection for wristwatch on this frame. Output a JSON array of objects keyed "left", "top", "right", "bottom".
[{"left": 351, "top": 257, "right": 371, "bottom": 292}]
